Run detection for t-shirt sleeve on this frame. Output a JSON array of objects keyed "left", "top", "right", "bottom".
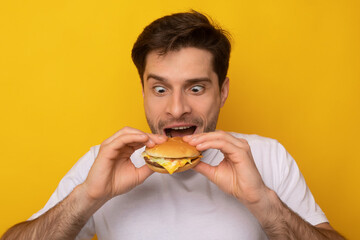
[
  {"left": 28, "top": 146, "right": 99, "bottom": 240},
  {"left": 274, "top": 142, "right": 328, "bottom": 226}
]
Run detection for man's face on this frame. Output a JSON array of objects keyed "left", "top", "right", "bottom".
[{"left": 142, "top": 47, "right": 229, "bottom": 137}]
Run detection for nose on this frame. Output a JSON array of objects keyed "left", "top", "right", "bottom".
[{"left": 165, "top": 91, "right": 191, "bottom": 119}]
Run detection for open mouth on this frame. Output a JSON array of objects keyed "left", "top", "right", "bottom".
[{"left": 164, "top": 126, "right": 197, "bottom": 138}]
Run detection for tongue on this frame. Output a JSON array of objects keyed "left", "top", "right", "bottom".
[{"left": 170, "top": 128, "right": 195, "bottom": 137}]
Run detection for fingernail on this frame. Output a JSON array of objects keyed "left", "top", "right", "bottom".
[
  {"left": 190, "top": 137, "right": 197, "bottom": 143},
  {"left": 159, "top": 135, "right": 167, "bottom": 141}
]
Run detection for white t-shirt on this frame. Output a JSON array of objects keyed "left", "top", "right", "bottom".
[{"left": 29, "top": 133, "right": 328, "bottom": 240}]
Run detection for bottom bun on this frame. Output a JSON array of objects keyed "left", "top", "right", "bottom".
[{"left": 146, "top": 157, "right": 201, "bottom": 174}]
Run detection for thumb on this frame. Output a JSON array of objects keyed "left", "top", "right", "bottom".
[
  {"left": 136, "top": 165, "right": 154, "bottom": 184},
  {"left": 193, "top": 161, "right": 217, "bottom": 182}
]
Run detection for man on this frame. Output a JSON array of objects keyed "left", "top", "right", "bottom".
[{"left": 1, "top": 11, "right": 344, "bottom": 240}]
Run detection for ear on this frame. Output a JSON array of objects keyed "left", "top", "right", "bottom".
[
  {"left": 141, "top": 79, "right": 144, "bottom": 98},
  {"left": 220, "top": 77, "right": 229, "bottom": 108}
]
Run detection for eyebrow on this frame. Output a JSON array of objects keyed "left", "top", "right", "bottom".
[
  {"left": 146, "top": 73, "right": 212, "bottom": 85},
  {"left": 147, "top": 74, "right": 167, "bottom": 82}
]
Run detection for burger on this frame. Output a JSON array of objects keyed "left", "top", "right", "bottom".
[{"left": 142, "top": 137, "right": 202, "bottom": 174}]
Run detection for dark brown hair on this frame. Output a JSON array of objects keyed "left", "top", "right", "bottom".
[{"left": 131, "top": 10, "right": 231, "bottom": 88}]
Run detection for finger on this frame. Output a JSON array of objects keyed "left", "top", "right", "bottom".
[
  {"left": 186, "top": 131, "right": 247, "bottom": 149},
  {"left": 108, "top": 133, "right": 149, "bottom": 151},
  {"left": 190, "top": 131, "right": 234, "bottom": 145},
  {"left": 136, "top": 165, "right": 154, "bottom": 184},
  {"left": 144, "top": 133, "right": 167, "bottom": 148},
  {"left": 103, "top": 127, "right": 146, "bottom": 145},
  {"left": 193, "top": 161, "right": 217, "bottom": 183},
  {"left": 194, "top": 139, "right": 244, "bottom": 160},
  {"left": 183, "top": 132, "right": 203, "bottom": 142}
]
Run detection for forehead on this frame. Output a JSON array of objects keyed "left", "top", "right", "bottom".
[{"left": 143, "top": 47, "right": 218, "bottom": 84}]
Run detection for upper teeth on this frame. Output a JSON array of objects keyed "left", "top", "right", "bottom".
[{"left": 171, "top": 126, "right": 191, "bottom": 130}]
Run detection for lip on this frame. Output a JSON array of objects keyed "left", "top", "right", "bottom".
[{"left": 162, "top": 123, "right": 198, "bottom": 136}]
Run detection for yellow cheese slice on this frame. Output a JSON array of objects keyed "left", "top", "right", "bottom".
[
  {"left": 142, "top": 152, "right": 193, "bottom": 174},
  {"left": 158, "top": 159, "right": 189, "bottom": 174}
]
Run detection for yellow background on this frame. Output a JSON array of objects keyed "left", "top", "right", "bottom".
[{"left": 1, "top": 0, "right": 359, "bottom": 239}]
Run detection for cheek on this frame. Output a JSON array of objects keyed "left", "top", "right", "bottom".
[
  {"left": 144, "top": 95, "right": 166, "bottom": 117},
  {"left": 189, "top": 95, "right": 221, "bottom": 117}
]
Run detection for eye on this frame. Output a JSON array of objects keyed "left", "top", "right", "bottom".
[
  {"left": 190, "top": 85, "right": 204, "bottom": 94},
  {"left": 153, "top": 86, "right": 167, "bottom": 95}
]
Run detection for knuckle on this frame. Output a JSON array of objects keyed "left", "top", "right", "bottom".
[
  {"left": 100, "top": 141, "right": 108, "bottom": 148},
  {"left": 241, "top": 139, "right": 249, "bottom": 146},
  {"left": 246, "top": 145, "right": 251, "bottom": 150},
  {"left": 241, "top": 138, "right": 248, "bottom": 144},
  {"left": 235, "top": 138, "right": 250, "bottom": 152},
  {"left": 214, "top": 130, "right": 226, "bottom": 139},
  {"left": 243, "top": 143, "right": 251, "bottom": 152},
  {"left": 216, "top": 130, "right": 225, "bottom": 135},
  {"left": 121, "top": 126, "right": 131, "bottom": 131}
]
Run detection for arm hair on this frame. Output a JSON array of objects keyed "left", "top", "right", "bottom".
[
  {"left": 1, "top": 184, "right": 103, "bottom": 240},
  {"left": 257, "top": 190, "right": 345, "bottom": 240}
]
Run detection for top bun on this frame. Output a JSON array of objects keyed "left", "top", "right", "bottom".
[{"left": 145, "top": 137, "right": 200, "bottom": 158}]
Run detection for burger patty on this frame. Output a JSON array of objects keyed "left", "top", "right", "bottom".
[
  {"left": 143, "top": 156, "right": 194, "bottom": 168},
  {"left": 144, "top": 156, "right": 164, "bottom": 168}
]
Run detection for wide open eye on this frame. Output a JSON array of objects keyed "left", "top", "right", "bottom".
[
  {"left": 153, "top": 86, "right": 167, "bottom": 95},
  {"left": 190, "top": 85, "right": 204, "bottom": 94}
]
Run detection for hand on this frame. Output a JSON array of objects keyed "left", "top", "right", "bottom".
[
  {"left": 184, "top": 131, "right": 269, "bottom": 205},
  {"left": 82, "top": 127, "right": 167, "bottom": 202}
]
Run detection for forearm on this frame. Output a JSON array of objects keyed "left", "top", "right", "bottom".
[
  {"left": 1, "top": 184, "right": 105, "bottom": 240},
  {"left": 248, "top": 189, "right": 345, "bottom": 240}
]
